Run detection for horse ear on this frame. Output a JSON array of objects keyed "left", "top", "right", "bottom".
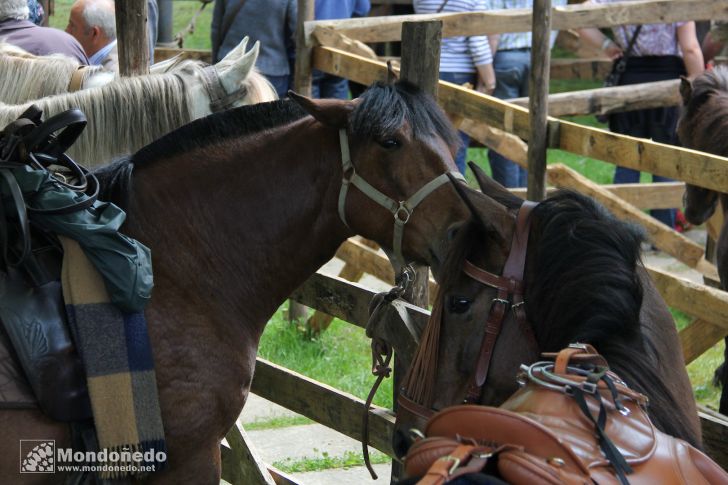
[
  {"left": 468, "top": 161, "right": 524, "bottom": 206},
  {"left": 288, "top": 91, "right": 354, "bottom": 127},
  {"left": 218, "top": 39, "right": 259, "bottom": 95},
  {"left": 219, "top": 36, "right": 250, "bottom": 64},
  {"left": 386, "top": 60, "right": 399, "bottom": 84},
  {"left": 679, "top": 76, "right": 693, "bottom": 106},
  {"left": 448, "top": 174, "right": 514, "bottom": 247}
]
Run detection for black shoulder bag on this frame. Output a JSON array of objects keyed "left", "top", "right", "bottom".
[{"left": 597, "top": 25, "right": 642, "bottom": 123}]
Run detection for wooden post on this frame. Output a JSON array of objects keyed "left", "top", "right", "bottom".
[
  {"left": 115, "top": 0, "right": 150, "bottom": 77},
  {"left": 294, "top": 0, "right": 315, "bottom": 96},
  {"left": 395, "top": 19, "right": 442, "bottom": 481},
  {"left": 526, "top": 0, "right": 552, "bottom": 201}
]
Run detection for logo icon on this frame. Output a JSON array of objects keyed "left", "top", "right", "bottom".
[{"left": 20, "top": 440, "right": 55, "bottom": 473}]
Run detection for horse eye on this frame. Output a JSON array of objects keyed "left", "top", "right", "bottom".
[
  {"left": 449, "top": 296, "right": 472, "bottom": 314},
  {"left": 378, "top": 138, "right": 400, "bottom": 149}
]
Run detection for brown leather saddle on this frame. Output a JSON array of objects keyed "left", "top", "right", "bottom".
[
  {"left": 0, "top": 107, "right": 93, "bottom": 421},
  {"left": 404, "top": 345, "right": 728, "bottom": 485}
]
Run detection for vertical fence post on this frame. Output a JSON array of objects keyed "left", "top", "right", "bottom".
[
  {"left": 294, "top": 0, "right": 315, "bottom": 96},
  {"left": 526, "top": 0, "right": 552, "bottom": 201},
  {"left": 115, "top": 0, "right": 150, "bottom": 77},
  {"left": 395, "top": 19, "right": 443, "bottom": 481}
]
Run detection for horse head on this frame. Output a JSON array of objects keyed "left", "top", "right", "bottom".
[
  {"left": 392, "top": 162, "right": 652, "bottom": 458},
  {"left": 288, "top": 80, "right": 470, "bottom": 273},
  {"left": 186, "top": 36, "right": 276, "bottom": 118},
  {"left": 678, "top": 69, "right": 728, "bottom": 225}
]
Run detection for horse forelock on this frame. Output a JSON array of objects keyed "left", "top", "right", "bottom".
[{"left": 350, "top": 81, "right": 461, "bottom": 153}]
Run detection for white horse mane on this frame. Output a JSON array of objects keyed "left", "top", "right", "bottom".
[
  {"left": 0, "top": 42, "right": 187, "bottom": 103},
  {"left": 0, "top": 39, "right": 277, "bottom": 166}
]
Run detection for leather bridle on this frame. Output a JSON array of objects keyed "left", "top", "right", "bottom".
[
  {"left": 200, "top": 65, "right": 249, "bottom": 112},
  {"left": 397, "top": 200, "right": 540, "bottom": 422},
  {"left": 336, "top": 129, "right": 465, "bottom": 271}
]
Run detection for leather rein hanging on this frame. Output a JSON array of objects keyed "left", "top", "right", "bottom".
[
  {"left": 398, "top": 200, "right": 540, "bottom": 422},
  {"left": 336, "top": 129, "right": 465, "bottom": 271}
]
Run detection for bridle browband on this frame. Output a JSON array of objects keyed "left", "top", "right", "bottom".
[
  {"left": 398, "top": 200, "right": 540, "bottom": 422},
  {"left": 337, "top": 128, "right": 465, "bottom": 271},
  {"left": 200, "top": 65, "right": 249, "bottom": 112}
]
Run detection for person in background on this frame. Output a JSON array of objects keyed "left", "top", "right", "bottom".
[
  {"left": 212, "top": 0, "right": 297, "bottom": 98},
  {"left": 147, "top": 0, "right": 158, "bottom": 62},
  {"left": 312, "top": 0, "right": 370, "bottom": 99},
  {"left": 413, "top": 0, "right": 496, "bottom": 175},
  {"left": 27, "top": 0, "right": 44, "bottom": 25},
  {"left": 578, "top": 0, "right": 704, "bottom": 229},
  {"left": 483, "top": 0, "right": 567, "bottom": 188},
  {"left": 66, "top": 0, "right": 118, "bottom": 72},
  {"left": 0, "top": 0, "right": 89, "bottom": 64}
]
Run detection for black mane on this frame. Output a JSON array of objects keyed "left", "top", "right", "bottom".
[
  {"left": 350, "top": 81, "right": 461, "bottom": 152},
  {"left": 679, "top": 65, "right": 728, "bottom": 156},
  {"left": 442, "top": 189, "right": 698, "bottom": 445}
]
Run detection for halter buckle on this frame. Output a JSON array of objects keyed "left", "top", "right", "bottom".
[{"left": 394, "top": 202, "right": 411, "bottom": 224}]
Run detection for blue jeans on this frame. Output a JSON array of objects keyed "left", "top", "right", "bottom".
[
  {"left": 265, "top": 74, "right": 291, "bottom": 99},
  {"left": 488, "top": 49, "right": 530, "bottom": 188},
  {"left": 613, "top": 167, "right": 676, "bottom": 228},
  {"left": 439, "top": 71, "right": 477, "bottom": 174},
  {"left": 312, "top": 70, "right": 350, "bottom": 99}
]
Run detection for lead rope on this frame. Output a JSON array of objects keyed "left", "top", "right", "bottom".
[{"left": 361, "top": 268, "right": 414, "bottom": 479}]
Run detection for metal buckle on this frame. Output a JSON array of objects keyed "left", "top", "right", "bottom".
[
  {"left": 438, "top": 455, "right": 461, "bottom": 475},
  {"left": 394, "top": 201, "right": 411, "bottom": 223}
]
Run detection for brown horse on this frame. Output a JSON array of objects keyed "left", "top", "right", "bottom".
[
  {"left": 0, "top": 81, "right": 471, "bottom": 483},
  {"left": 678, "top": 66, "right": 728, "bottom": 416},
  {"left": 391, "top": 164, "right": 702, "bottom": 459}
]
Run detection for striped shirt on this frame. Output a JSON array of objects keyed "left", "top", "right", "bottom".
[
  {"left": 413, "top": 0, "right": 492, "bottom": 73},
  {"left": 483, "top": 0, "right": 566, "bottom": 50}
]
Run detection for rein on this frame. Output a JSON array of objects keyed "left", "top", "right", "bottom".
[
  {"left": 337, "top": 128, "right": 465, "bottom": 271},
  {"left": 398, "top": 200, "right": 540, "bottom": 422}
]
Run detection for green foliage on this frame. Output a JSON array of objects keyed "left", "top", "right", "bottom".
[
  {"left": 49, "top": 0, "right": 214, "bottom": 51},
  {"left": 272, "top": 449, "right": 390, "bottom": 473},
  {"left": 244, "top": 415, "right": 312, "bottom": 431},
  {"left": 258, "top": 307, "right": 394, "bottom": 409}
]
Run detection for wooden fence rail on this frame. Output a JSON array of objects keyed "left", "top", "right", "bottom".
[
  {"left": 313, "top": 46, "right": 728, "bottom": 193},
  {"left": 305, "top": 0, "right": 728, "bottom": 44}
]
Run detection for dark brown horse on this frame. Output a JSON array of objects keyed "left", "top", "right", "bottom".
[
  {"left": 0, "top": 81, "right": 471, "bottom": 483},
  {"left": 679, "top": 66, "right": 728, "bottom": 416},
  {"left": 391, "top": 164, "right": 702, "bottom": 459}
]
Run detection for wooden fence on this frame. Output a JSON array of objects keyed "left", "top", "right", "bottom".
[{"left": 223, "top": 2, "right": 728, "bottom": 483}]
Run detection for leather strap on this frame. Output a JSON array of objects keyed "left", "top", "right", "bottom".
[
  {"left": 200, "top": 65, "right": 248, "bottom": 112},
  {"left": 67, "top": 66, "right": 87, "bottom": 92},
  {"left": 418, "top": 443, "right": 491, "bottom": 485},
  {"left": 464, "top": 200, "right": 538, "bottom": 403},
  {"left": 337, "top": 129, "right": 465, "bottom": 270}
]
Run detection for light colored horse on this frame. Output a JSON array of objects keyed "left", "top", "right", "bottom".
[
  {"left": 0, "top": 42, "right": 188, "bottom": 103},
  {"left": 0, "top": 38, "right": 277, "bottom": 166}
]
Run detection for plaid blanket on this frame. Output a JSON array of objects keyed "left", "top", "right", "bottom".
[{"left": 60, "top": 236, "right": 166, "bottom": 478}]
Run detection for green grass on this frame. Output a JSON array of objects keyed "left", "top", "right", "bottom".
[
  {"left": 49, "top": 0, "right": 214, "bottom": 50},
  {"left": 272, "top": 449, "right": 390, "bottom": 474},
  {"left": 244, "top": 415, "right": 313, "bottom": 431},
  {"left": 258, "top": 307, "right": 394, "bottom": 409}
]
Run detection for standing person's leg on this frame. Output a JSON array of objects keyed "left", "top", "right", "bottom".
[
  {"left": 651, "top": 174, "right": 677, "bottom": 227},
  {"left": 319, "top": 74, "right": 350, "bottom": 99},
  {"left": 265, "top": 74, "right": 292, "bottom": 98},
  {"left": 489, "top": 50, "right": 529, "bottom": 187},
  {"left": 440, "top": 71, "right": 477, "bottom": 174}
]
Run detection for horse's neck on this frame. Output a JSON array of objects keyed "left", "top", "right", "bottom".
[{"left": 126, "top": 119, "right": 349, "bottom": 338}]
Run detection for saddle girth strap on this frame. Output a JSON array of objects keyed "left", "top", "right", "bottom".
[{"left": 463, "top": 200, "right": 538, "bottom": 403}]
